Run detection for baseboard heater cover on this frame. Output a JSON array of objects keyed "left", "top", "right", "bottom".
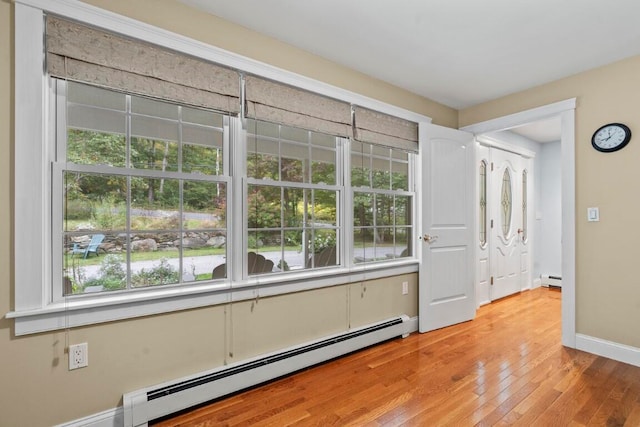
[
  {"left": 541, "top": 274, "right": 562, "bottom": 288},
  {"left": 123, "top": 315, "right": 410, "bottom": 427}
]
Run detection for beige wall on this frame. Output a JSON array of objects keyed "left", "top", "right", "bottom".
[
  {"left": 461, "top": 55, "right": 640, "bottom": 349},
  {"left": 0, "top": 1, "right": 426, "bottom": 425}
]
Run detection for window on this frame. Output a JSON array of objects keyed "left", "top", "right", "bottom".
[
  {"left": 245, "top": 119, "right": 341, "bottom": 273},
  {"left": 11, "top": 5, "right": 423, "bottom": 334},
  {"left": 522, "top": 169, "right": 528, "bottom": 242},
  {"left": 57, "top": 81, "right": 229, "bottom": 297},
  {"left": 351, "top": 141, "right": 414, "bottom": 263},
  {"left": 479, "top": 160, "right": 487, "bottom": 246},
  {"left": 501, "top": 168, "right": 512, "bottom": 238}
]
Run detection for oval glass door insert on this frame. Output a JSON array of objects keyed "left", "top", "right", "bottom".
[{"left": 501, "top": 168, "right": 512, "bottom": 238}]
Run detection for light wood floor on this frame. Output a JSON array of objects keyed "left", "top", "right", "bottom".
[{"left": 154, "top": 288, "right": 640, "bottom": 426}]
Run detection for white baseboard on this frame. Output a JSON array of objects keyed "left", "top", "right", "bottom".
[
  {"left": 57, "top": 407, "right": 123, "bottom": 427},
  {"left": 407, "top": 316, "right": 418, "bottom": 334},
  {"left": 575, "top": 333, "right": 640, "bottom": 368},
  {"left": 532, "top": 278, "right": 542, "bottom": 289}
]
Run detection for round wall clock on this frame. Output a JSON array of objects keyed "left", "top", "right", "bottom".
[{"left": 591, "top": 123, "right": 631, "bottom": 152}]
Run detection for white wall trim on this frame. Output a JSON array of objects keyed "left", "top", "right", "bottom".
[
  {"left": 56, "top": 406, "right": 123, "bottom": 427},
  {"left": 476, "top": 134, "right": 537, "bottom": 159},
  {"left": 576, "top": 334, "right": 640, "bottom": 368},
  {"left": 461, "top": 98, "right": 577, "bottom": 349},
  {"left": 460, "top": 98, "right": 576, "bottom": 135}
]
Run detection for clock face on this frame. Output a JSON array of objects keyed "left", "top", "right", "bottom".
[{"left": 592, "top": 123, "right": 631, "bottom": 152}]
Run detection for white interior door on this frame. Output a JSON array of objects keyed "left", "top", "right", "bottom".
[
  {"left": 490, "top": 148, "right": 522, "bottom": 300},
  {"left": 419, "top": 123, "right": 475, "bottom": 333}
]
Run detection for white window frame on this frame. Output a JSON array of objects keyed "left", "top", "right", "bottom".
[{"left": 9, "top": 0, "right": 430, "bottom": 335}]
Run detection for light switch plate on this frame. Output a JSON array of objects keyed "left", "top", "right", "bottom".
[{"left": 587, "top": 207, "right": 599, "bottom": 222}]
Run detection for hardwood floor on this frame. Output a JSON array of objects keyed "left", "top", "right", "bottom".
[{"left": 154, "top": 288, "right": 640, "bottom": 426}]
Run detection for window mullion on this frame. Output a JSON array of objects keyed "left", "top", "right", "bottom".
[{"left": 342, "top": 137, "right": 353, "bottom": 269}]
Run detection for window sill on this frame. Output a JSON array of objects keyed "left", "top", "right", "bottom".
[{"left": 6, "top": 261, "right": 418, "bottom": 335}]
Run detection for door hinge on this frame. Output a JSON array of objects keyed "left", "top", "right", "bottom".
[
  {"left": 490, "top": 219, "right": 494, "bottom": 229},
  {"left": 490, "top": 276, "right": 494, "bottom": 285},
  {"left": 491, "top": 162, "right": 494, "bottom": 171}
]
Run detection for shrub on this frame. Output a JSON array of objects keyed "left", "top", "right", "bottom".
[{"left": 131, "top": 258, "right": 179, "bottom": 287}]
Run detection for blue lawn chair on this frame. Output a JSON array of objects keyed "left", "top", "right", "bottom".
[{"left": 71, "top": 234, "right": 105, "bottom": 259}]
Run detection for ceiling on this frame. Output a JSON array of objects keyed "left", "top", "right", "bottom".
[{"left": 179, "top": 0, "right": 640, "bottom": 143}]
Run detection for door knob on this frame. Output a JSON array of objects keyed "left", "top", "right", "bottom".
[{"left": 421, "top": 234, "right": 439, "bottom": 243}]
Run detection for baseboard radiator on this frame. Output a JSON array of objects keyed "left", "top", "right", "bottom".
[
  {"left": 541, "top": 274, "right": 562, "bottom": 288},
  {"left": 123, "top": 315, "right": 410, "bottom": 427}
]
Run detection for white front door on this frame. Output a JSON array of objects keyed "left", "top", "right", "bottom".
[
  {"left": 490, "top": 148, "right": 522, "bottom": 300},
  {"left": 419, "top": 123, "right": 475, "bottom": 333}
]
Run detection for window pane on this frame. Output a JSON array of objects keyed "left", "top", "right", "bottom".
[
  {"left": 376, "top": 194, "right": 394, "bottom": 226},
  {"left": 248, "top": 185, "right": 281, "bottom": 229},
  {"left": 67, "top": 129, "right": 126, "bottom": 167},
  {"left": 391, "top": 160, "right": 409, "bottom": 191},
  {"left": 283, "top": 188, "right": 306, "bottom": 228},
  {"left": 130, "top": 136, "right": 179, "bottom": 172},
  {"left": 183, "top": 181, "right": 226, "bottom": 229},
  {"left": 353, "top": 192, "right": 373, "bottom": 227},
  {"left": 131, "top": 95, "right": 179, "bottom": 120},
  {"left": 375, "top": 227, "right": 394, "bottom": 259},
  {"left": 183, "top": 141, "right": 223, "bottom": 175},
  {"left": 247, "top": 137, "right": 279, "bottom": 180},
  {"left": 522, "top": 170, "right": 528, "bottom": 242},
  {"left": 281, "top": 141, "right": 306, "bottom": 183},
  {"left": 64, "top": 172, "right": 127, "bottom": 232},
  {"left": 480, "top": 161, "right": 487, "bottom": 246},
  {"left": 248, "top": 230, "right": 280, "bottom": 273},
  {"left": 130, "top": 178, "right": 180, "bottom": 230},
  {"left": 501, "top": 168, "right": 512, "bottom": 238},
  {"left": 130, "top": 232, "right": 180, "bottom": 288},
  {"left": 396, "top": 228, "right": 411, "bottom": 258},
  {"left": 353, "top": 228, "right": 374, "bottom": 264},
  {"left": 372, "top": 156, "right": 391, "bottom": 190},
  {"left": 313, "top": 190, "right": 337, "bottom": 225},
  {"left": 351, "top": 152, "right": 370, "bottom": 187},
  {"left": 182, "top": 106, "right": 223, "bottom": 127},
  {"left": 68, "top": 81, "right": 126, "bottom": 111},
  {"left": 311, "top": 147, "right": 336, "bottom": 185},
  {"left": 64, "top": 243, "right": 126, "bottom": 295},
  {"left": 396, "top": 195, "right": 412, "bottom": 226},
  {"left": 309, "top": 229, "right": 337, "bottom": 268},
  {"left": 282, "top": 229, "right": 304, "bottom": 271},
  {"left": 280, "top": 125, "right": 308, "bottom": 144}
]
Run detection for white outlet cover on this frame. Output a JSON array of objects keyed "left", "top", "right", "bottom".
[{"left": 69, "top": 343, "right": 89, "bottom": 370}]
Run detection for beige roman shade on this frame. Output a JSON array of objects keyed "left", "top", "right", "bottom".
[
  {"left": 244, "top": 75, "right": 353, "bottom": 138},
  {"left": 46, "top": 16, "right": 240, "bottom": 114},
  {"left": 353, "top": 106, "right": 418, "bottom": 152}
]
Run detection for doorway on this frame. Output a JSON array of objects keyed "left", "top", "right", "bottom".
[{"left": 461, "top": 98, "right": 576, "bottom": 347}]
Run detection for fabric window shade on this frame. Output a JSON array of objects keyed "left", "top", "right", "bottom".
[
  {"left": 46, "top": 16, "right": 240, "bottom": 114},
  {"left": 244, "top": 75, "right": 352, "bottom": 138},
  {"left": 353, "top": 106, "right": 418, "bottom": 152}
]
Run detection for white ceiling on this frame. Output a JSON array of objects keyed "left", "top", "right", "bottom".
[{"left": 180, "top": 0, "right": 640, "bottom": 111}]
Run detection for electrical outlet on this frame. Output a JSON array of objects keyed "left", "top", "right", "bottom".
[
  {"left": 69, "top": 343, "right": 88, "bottom": 370},
  {"left": 402, "top": 281, "right": 409, "bottom": 295}
]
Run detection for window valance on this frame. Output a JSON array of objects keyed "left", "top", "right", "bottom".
[
  {"left": 46, "top": 16, "right": 241, "bottom": 114},
  {"left": 244, "top": 75, "right": 353, "bottom": 138},
  {"left": 352, "top": 105, "right": 418, "bottom": 152}
]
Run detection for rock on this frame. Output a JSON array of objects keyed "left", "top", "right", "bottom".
[
  {"left": 130, "top": 238, "right": 158, "bottom": 252},
  {"left": 175, "top": 237, "right": 207, "bottom": 249},
  {"left": 206, "top": 235, "right": 226, "bottom": 248}
]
